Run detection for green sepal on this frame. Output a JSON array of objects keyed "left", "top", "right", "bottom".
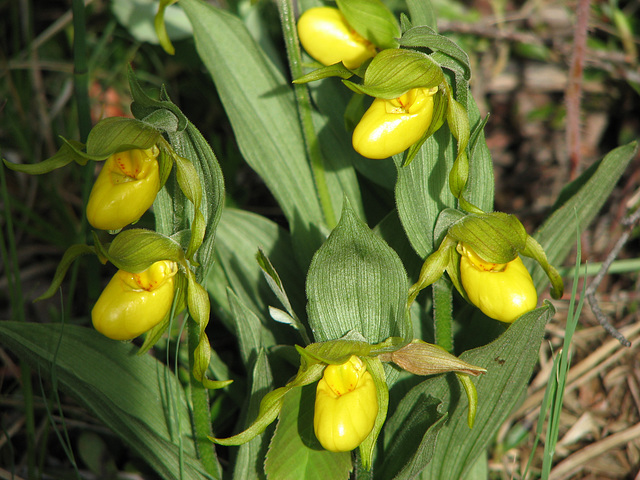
[
  {"left": 33, "top": 244, "right": 97, "bottom": 301},
  {"left": 3, "top": 139, "right": 87, "bottom": 174},
  {"left": 455, "top": 373, "right": 479, "bottom": 428},
  {"left": 399, "top": 26, "right": 471, "bottom": 81},
  {"left": 336, "top": 0, "right": 400, "bottom": 50},
  {"left": 521, "top": 235, "right": 564, "bottom": 299},
  {"left": 402, "top": 86, "right": 449, "bottom": 167},
  {"left": 447, "top": 212, "right": 528, "bottom": 264},
  {"left": 104, "top": 228, "right": 186, "bottom": 272},
  {"left": 379, "top": 340, "right": 486, "bottom": 377},
  {"left": 358, "top": 356, "right": 389, "bottom": 470},
  {"left": 257, "top": 249, "right": 310, "bottom": 344},
  {"left": 297, "top": 334, "right": 408, "bottom": 368},
  {"left": 343, "top": 48, "right": 444, "bottom": 99},
  {"left": 128, "top": 66, "right": 188, "bottom": 131},
  {"left": 157, "top": 147, "right": 174, "bottom": 189},
  {"left": 408, "top": 235, "right": 456, "bottom": 307},
  {"left": 210, "top": 362, "right": 326, "bottom": 446},
  {"left": 173, "top": 154, "right": 206, "bottom": 262},
  {"left": 293, "top": 62, "right": 357, "bottom": 84},
  {"left": 86, "top": 117, "right": 161, "bottom": 158},
  {"left": 154, "top": 0, "right": 178, "bottom": 55}
]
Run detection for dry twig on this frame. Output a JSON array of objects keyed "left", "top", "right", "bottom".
[{"left": 586, "top": 207, "right": 640, "bottom": 348}]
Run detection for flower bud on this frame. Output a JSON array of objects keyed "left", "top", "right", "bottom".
[
  {"left": 297, "top": 7, "right": 377, "bottom": 69},
  {"left": 314, "top": 355, "right": 378, "bottom": 452},
  {"left": 92, "top": 260, "right": 178, "bottom": 340},
  {"left": 458, "top": 243, "right": 538, "bottom": 323},
  {"left": 352, "top": 87, "right": 438, "bottom": 159},
  {"left": 86, "top": 146, "right": 161, "bottom": 231}
]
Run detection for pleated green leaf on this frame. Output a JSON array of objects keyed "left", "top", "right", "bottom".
[
  {"left": 306, "top": 202, "right": 409, "bottom": 343},
  {"left": 264, "top": 385, "right": 352, "bottom": 480},
  {"left": 386, "top": 304, "right": 554, "bottom": 479},
  {"left": 232, "top": 349, "right": 274, "bottom": 480},
  {"left": 0, "top": 322, "right": 210, "bottom": 480},
  {"left": 379, "top": 393, "right": 447, "bottom": 479}
]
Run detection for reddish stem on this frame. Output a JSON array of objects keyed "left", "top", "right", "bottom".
[{"left": 566, "top": 0, "right": 590, "bottom": 179}]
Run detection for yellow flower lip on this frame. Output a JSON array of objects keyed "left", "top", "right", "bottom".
[
  {"left": 352, "top": 87, "right": 438, "bottom": 159},
  {"left": 313, "top": 355, "right": 378, "bottom": 452},
  {"left": 92, "top": 260, "right": 178, "bottom": 341},
  {"left": 297, "top": 7, "right": 377, "bottom": 69},
  {"left": 458, "top": 243, "right": 538, "bottom": 323},
  {"left": 86, "top": 146, "right": 161, "bottom": 231}
]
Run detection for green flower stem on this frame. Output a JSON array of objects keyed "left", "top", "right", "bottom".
[
  {"left": 433, "top": 278, "right": 454, "bottom": 353},
  {"left": 277, "top": 0, "right": 337, "bottom": 229},
  {"left": 188, "top": 317, "right": 222, "bottom": 479}
]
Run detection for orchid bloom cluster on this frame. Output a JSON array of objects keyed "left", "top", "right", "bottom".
[
  {"left": 4, "top": 73, "right": 229, "bottom": 390},
  {"left": 295, "top": 1, "right": 447, "bottom": 163},
  {"left": 408, "top": 211, "right": 564, "bottom": 323},
  {"left": 211, "top": 335, "right": 486, "bottom": 461},
  {"left": 295, "top": 0, "right": 563, "bottom": 325}
]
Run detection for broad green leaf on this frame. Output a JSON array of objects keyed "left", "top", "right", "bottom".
[
  {"left": 380, "top": 393, "right": 447, "bottom": 479},
  {"left": 531, "top": 141, "right": 637, "bottom": 288},
  {"left": 264, "top": 385, "right": 352, "bottom": 480},
  {"left": 208, "top": 208, "right": 307, "bottom": 340},
  {"left": 306, "top": 202, "right": 409, "bottom": 343},
  {"left": 0, "top": 322, "right": 211, "bottom": 480},
  {"left": 395, "top": 97, "right": 494, "bottom": 258},
  {"left": 411, "top": 304, "right": 555, "bottom": 479},
  {"left": 310, "top": 103, "right": 366, "bottom": 221},
  {"left": 232, "top": 350, "right": 274, "bottom": 480},
  {"left": 405, "top": 0, "right": 437, "bottom": 30},
  {"left": 227, "top": 288, "right": 276, "bottom": 367},
  {"left": 395, "top": 127, "right": 457, "bottom": 257},
  {"left": 180, "top": 0, "right": 325, "bottom": 266}
]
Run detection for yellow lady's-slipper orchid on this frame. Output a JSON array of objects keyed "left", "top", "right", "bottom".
[
  {"left": 92, "top": 260, "right": 178, "bottom": 340},
  {"left": 352, "top": 87, "right": 438, "bottom": 159},
  {"left": 297, "top": 7, "right": 377, "bottom": 69},
  {"left": 86, "top": 146, "right": 161, "bottom": 231},
  {"left": 314, "top": 355, "right": 378, "bottom": 452},
  {"left": 458, "top": 243, "right": 538, "bottom": 323}
]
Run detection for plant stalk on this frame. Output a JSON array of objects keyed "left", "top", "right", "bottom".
[
  {"left": 433, "top": 278, "right": 454, "bottom": 353},
  {"left": 188, "top": 317, "right": 222, "bottom": 479},
  {"left": 277, "top": 0, "right": 337, "bottom": 229}
]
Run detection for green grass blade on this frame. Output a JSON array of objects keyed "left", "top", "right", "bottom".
[{"left": 0, "top": 322, "right": 210, "bottom": 480}]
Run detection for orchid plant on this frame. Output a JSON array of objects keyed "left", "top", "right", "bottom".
[{"left": 0, "top": 0, "right": 637, "bottom": 479}]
